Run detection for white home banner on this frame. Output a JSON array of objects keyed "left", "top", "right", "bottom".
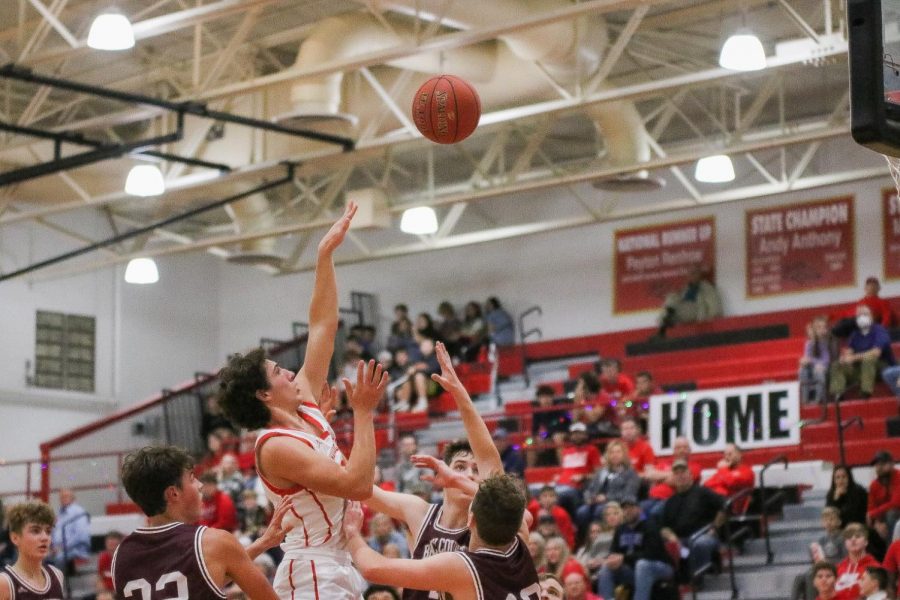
[{"left": 649, "top": 382, "right": 801, "bottom": 456}]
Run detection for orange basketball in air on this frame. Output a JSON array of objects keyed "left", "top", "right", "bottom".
[{"left": 411, "top": 75, "right": 481, "bottom": 144}]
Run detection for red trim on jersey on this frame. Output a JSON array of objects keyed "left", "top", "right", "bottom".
[
  {"left": 310, "top": 561, "right": 320, "bottom": 600},
  {"left": 288, "top": 505, "right": 310, "bottom": 546},
  {"left": 301, "top": 402, "right": 319, "bottom": 409},
  {"left": 298, "top": 411, "right": 329, "bottom": 439},
  {"left": 288, "top": 560, "right": 295, "bottom": 600},
  {"left": 255, "top": 431, "right": 314, "bottom": 495},
  {"left": 307, "top": 491, "right": 333, "bottom": 542}
]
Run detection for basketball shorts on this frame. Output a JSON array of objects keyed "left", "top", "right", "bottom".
[{"left": 274, "top": 551, "right": 365, "bottom": 600}]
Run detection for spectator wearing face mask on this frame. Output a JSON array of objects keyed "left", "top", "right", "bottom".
[{"left": 829, "top": 305, "right": 896, "bottom": 400}]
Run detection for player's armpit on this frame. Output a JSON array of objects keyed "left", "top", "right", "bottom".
[
  {"left": 364, "top": 486, "right": 429, "bottom": 535},
  {"left": 260, "top": 436, "right": 372, "bottom": 500},
  {"left": 0, "top": 575, "right": 12, "bottom": 600},
  {"left": 202, "top": 528, "right": 278, "bottom": 600},
  {"left": 350, "top": 539, "right": 473, "bottom": 599}
]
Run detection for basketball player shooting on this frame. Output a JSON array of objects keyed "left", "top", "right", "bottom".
[
  {"left": 112, "top": 446, "right": 293, "bottom": 600},
  {"left": 362, "top": 340, "right": 503, "bottom": 600},
  {"left": 345, "top": 473, "right": 540, "bottom": 600}
]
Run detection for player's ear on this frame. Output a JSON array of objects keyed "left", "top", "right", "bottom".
[
  {"left": 164, "top": 484, "right": 180, "bottom": 505},
  {"left": 255, "top": 389, "right": 270, "bottom": 403},
  {"left": 466, "top": 510, "right": 474, "bottom": 530}
]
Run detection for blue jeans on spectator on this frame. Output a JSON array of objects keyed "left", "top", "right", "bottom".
[
  {"left": 639, "top": 499, "right": 666, "bottom": 519},
  {"left": 576, "top": 502, "right": 606, "bottom": 531},
  {"left": 882, "top": 365, "right": 900, "bottom": 398},
  {"left": 553, "top": 485, "right": 583, "bottom": 518},
  {"left": 685, "top": 532, "right": 720, "bottom": 576},
  {"left": 597, "top": 560, "right": 674, "bottom": 600}
]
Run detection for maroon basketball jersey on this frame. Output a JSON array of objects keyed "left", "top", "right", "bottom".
[
  {"left": 403, "top": 503, "right": 470, "bottom": 600},
  {"left": 455, "top": 537, "right": 540, "bottom": 600},
  {"left": 1, "top": 565, "right": 64, "bottom": 600},
  {"left": 112, "top": 522, "right": 225, "bottom": 600}
]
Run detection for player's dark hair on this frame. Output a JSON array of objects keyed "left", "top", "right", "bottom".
[
  {"left": 121, "top": 446, "right": 195, "bottom": 517},
  {"left": 364, "top": 585, "right": 400, "bottom": 600},
  {"left": 443, "top": 440, "right": 473, "bottom": 465},
  {"left": 865, "top": 566, "right": 888, "bottom": 591},
  {"left": 471, "top": 473, "right": 525, "bottom": 546},
  {"left": 217, "top": 348, "right": 271, "bottom": 430},
  {"left": 813, "top": 561, "right": 837, "bottom": 577},
  {"left": 6, "top": 501, "right": 55, "bottom": 534}
]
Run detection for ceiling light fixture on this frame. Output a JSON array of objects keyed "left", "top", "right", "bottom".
[
  {"left": 694, "top": 155, "right": 735, "bottom": 183},
  {"left": 719, "top": 30, "right": 766, "bottom": 71},
  {"left": 124, "top": 164, "right": 165, "bottom": 196},
  {"left": 124, "top": 258, "right": 159, "bottom": 284},
  {"left": 87, "top": 12, "right": 135, "bottom": 51},
  {"left": 400, "top": 206, "right": 438, "bottom": 235}
]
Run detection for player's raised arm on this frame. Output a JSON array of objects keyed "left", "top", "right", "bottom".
[
  {"left": 261, "top": 360, "right": 387, "bottom": 500},
  {"left": 363, "top": 485, "right": 431, "bottom": 537},
  {"left": 301, "top": 202, "right": 358, "bottom": 397},
  {"left": 202, "top": 528, "right": 279, "bottom": 600},
  {"left": 431, "top": 342, "right": 503, "bottom": 476}
]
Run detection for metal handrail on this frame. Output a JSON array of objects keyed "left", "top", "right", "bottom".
[
  {"left": 518, "top": 305, "right": 542, "bottom": 387},
  {"left": 759, "top": 454, "right": 788, "bottom": 564},
  {"left": 834, "top": 392, "right": 864, "bottom": 465}
]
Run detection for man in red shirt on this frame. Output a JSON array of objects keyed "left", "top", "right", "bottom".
[
  {"left": 554, "top": 422, "right": 601, "bottom": 516},
  {"left": 703, "top": 444, "right": 755, "bottom": 510},
  {"left": 527, "top": 485, "right": 576, "bottom": 549},
  {"left": 619, "top": 417, "right": 655, "bottom": 474},
  {"left": 881, "top": 538, "right": 900, "bottom": 598},
  {"left": 94, "top": 531, "right": 122, "bottom": 591},
  {"left": 867, "top": 451, "right": 900, "bottom": 536},
  {"left": 598, "top": 358, "right": 635, "bottom": 399},
  {"left": 620, "top": 371, "right": 657, "bottom": 427},
  {"left": 198, "top": 471, "right": 238, "bottom": 531},
  {"left": 642, "top": 437, "right": 701, "bottom": 516},
  {"left": 835, "top": 523, "right": 881, "bottom": 598}
]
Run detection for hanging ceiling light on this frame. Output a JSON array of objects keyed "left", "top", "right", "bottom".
[
  {"left": 87, "top": 12, "right": 135, "bottom": 50},
  {"left": 124, "top": 258, "right": 159, "bottom": 284},
  {"left": 694, "top": 155, "right": 735, "bottom": 183},
  {"left": 719, "top": 30, "right": 766, "bottom": 71},
  {"left": 400, "top": 206, "right": 438, "bottom": 235},
  {"left": 124, "top": 164, "right": 165, "bottom": 196}
]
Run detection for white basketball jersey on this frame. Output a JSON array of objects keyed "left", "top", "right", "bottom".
[{"left": 255, "top": 402, "right": 349, "bottom": 553}]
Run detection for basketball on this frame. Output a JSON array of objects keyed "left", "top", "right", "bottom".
[{"left": 411, "top": 75, "right": 481, "bottom": 144}]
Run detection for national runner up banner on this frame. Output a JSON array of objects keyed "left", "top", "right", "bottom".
[
  {"left": 613, "top": 217, "right": 716, "bottom": 313},
  {"left": 746, "top": 196, "right": 855, "bottom": 297},
  {"left": 883, "top": 188, "right": 900, "bottom": 280},
  {"left": 648, "top": 382, "right": 800, "bottom": 455}
]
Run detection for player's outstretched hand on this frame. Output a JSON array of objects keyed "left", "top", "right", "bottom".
[
  {"left": 256, "top": 497, "right": 296, "bottom": 550},
  {"left": 430, "top": 342, "right": 465, "bottom": 396},
  {"left": 342, "top": 501, "right": 364, "bottom": 539},
  {"left": 411, "top": 454, "right": 478, "bottom": 498},
  {"left": 342, "top": 359, "right": 388, "bottom": 414},
  {"left": 318, "top": 201, "right": 357, "bottom": 256},
  {"left": 317, "top": 382, "right": 338, "bottom": 422}
]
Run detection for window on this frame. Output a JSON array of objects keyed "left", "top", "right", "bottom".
[{"left": 34, "top": 311, "right": 95, "bottom": 392}]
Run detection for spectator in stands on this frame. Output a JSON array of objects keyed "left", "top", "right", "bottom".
[
  {"left": 387, "top": 316, "right": 417, "bottom": 355},
  {"left": 536, "top": 514, "right": 564, "bottom": 545},
  {"left": 529, "top": 532, "right": 548, "bottom": 572},
  {"left": 619, "top": 417, "right": 656, "bottom": 474},
  {"left": 367, "top": 513, "right": 410, "bottom": 558},
  {"left": 237, "top": 489, "right": 269, "bottom": 541},
  {"left": 660, "top": 460, "right": 726, "bottom": 576},
  {"left": 598, "top": 358, "right": 635, "bottom": 400},
  {"left": 832, "top": 277, "right": 895, "bottom": 338},
  {"left": 529, "top": 485, "right": 576, "bottom": 550},
  {"left": 562, "top": 572, "right": 602, "bottom": 600},
  {"left": 391, "top": 434, "right": 432, "bottom": 497},
  {"left": 530, "top": 384, "right": 570, "bottom": 468},
  {"left": 571, "top": 372, "right": 618, "bottom": 439},
  {"left": 791, "top": 507, "right": 847, "bottom": 600},
  {"left": 829, "top": 304, "right": 896, "bottom": 400},
  {"left": 484, "top": 297, "right": 515, "bottom": 347},
  {"left": 538, "top": 573, "right": 564, "bottom": 600},
  {"left": 596, "top": 498, "right": 674, "bottom": 600},
  {"left": 493, "top": 427, "right": 526, "bottom": 478},
  {"left": 643, "top": 437, "right": 701, "bottom": 517},
  {"left": 50, "top": 488, "right": 91, "bottom": 573},
  {"left": 811, "top": 562, "right": 840, "bottom": 600},
  {"left": 217, "top": 452, "right": 245, "bottom": 505},
  {"left": 198, "top": 471, "right": 238, "bottom": 531},
  {"left": 409, "top": 337, "right": 441, "bottom": 412},
  {"left": 554, "top": 422, "right": 602, "bottom": 516},
  {"left": 576, "top": 516, "right": 615, "bottom": 584},
  {"left": 0, "top": 500, "right": 12, "bottom": 567},
  {"left": 621, "top": 371, "right": 657, "bottom": 429},
  {"left": 391, "top": 303, "right": 409, "bottom": 332},
  {"left": 799, "top": 315, "right": 839, "bottom": 404},
  {"left": 858, "top": 566, "right": 889, "bottom": 600},
  {"left": 436, "top": 301, "right": 462, "bottom": 357},
  {"left": 459, "top": 301, "right": 488, "bottom": 361},
  {"left": 576, "top": 440, "right": 641, "bottom": 532},
  {"left": 364, "top": 584, "right": 401, "bottom": 600},
  {"left": 95, "top": 530, "right": 122, "bottom": 592},
  {"left": 835, "top": 523, "right": 881, "bottom": 599},
  {"left": 543, "top": 535, "right": 586, "bottom": 581},
  {"left": 880, "top": 537, "right": 900, "bottom": 598},
  {"left": 827, "top": 465, "right": 869, "bottom": 527},
  {"left": 867, "top": 451, "right": 900, "bottom": 538},
  {"left": 202, "top": 395, "right": 235, "bottom": 441},
  {"left": 654, "top": 264, "right": 723, "bottom": 339},
  {"left": 415, "top": 312, "right": 439, "bottom": 342},
  {"left": 703, "top": 444, "right": 755, "bottom": 504}
]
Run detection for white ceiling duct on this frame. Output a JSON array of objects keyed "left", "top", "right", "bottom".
[{"left": 224, "top": 187, "right": 284, "bottom": 267}]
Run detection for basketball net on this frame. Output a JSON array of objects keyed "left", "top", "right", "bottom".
[{"left": 886, "top": 154, "right": 900, "bottom": 199}]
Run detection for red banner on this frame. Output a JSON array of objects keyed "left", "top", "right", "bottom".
[
  {"left": 613, "top": 217, "right": 716, "bottom": 313},
  {"left": 884, "top": 188, "right": 900, "bottom": 280},
  {"left": 746, "top": 196, "right": 855, "bottom": 297}
]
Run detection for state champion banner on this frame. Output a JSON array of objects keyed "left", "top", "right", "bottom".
[
  {"left": 613, "top": 217, "right": 716, "bottom": 313},
  {"left": 649, "top": 382, "right": 800, "bottom": 455},
  {"left": 746, "top": 195, "right": 855, "bottom": 297},
  {"left": 883, "top": 188, "right": 900, "bottom": 280}
]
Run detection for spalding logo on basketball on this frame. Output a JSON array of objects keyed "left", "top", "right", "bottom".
[{"left": 411, "top": 75, "right": 481, "bottom": 144}]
